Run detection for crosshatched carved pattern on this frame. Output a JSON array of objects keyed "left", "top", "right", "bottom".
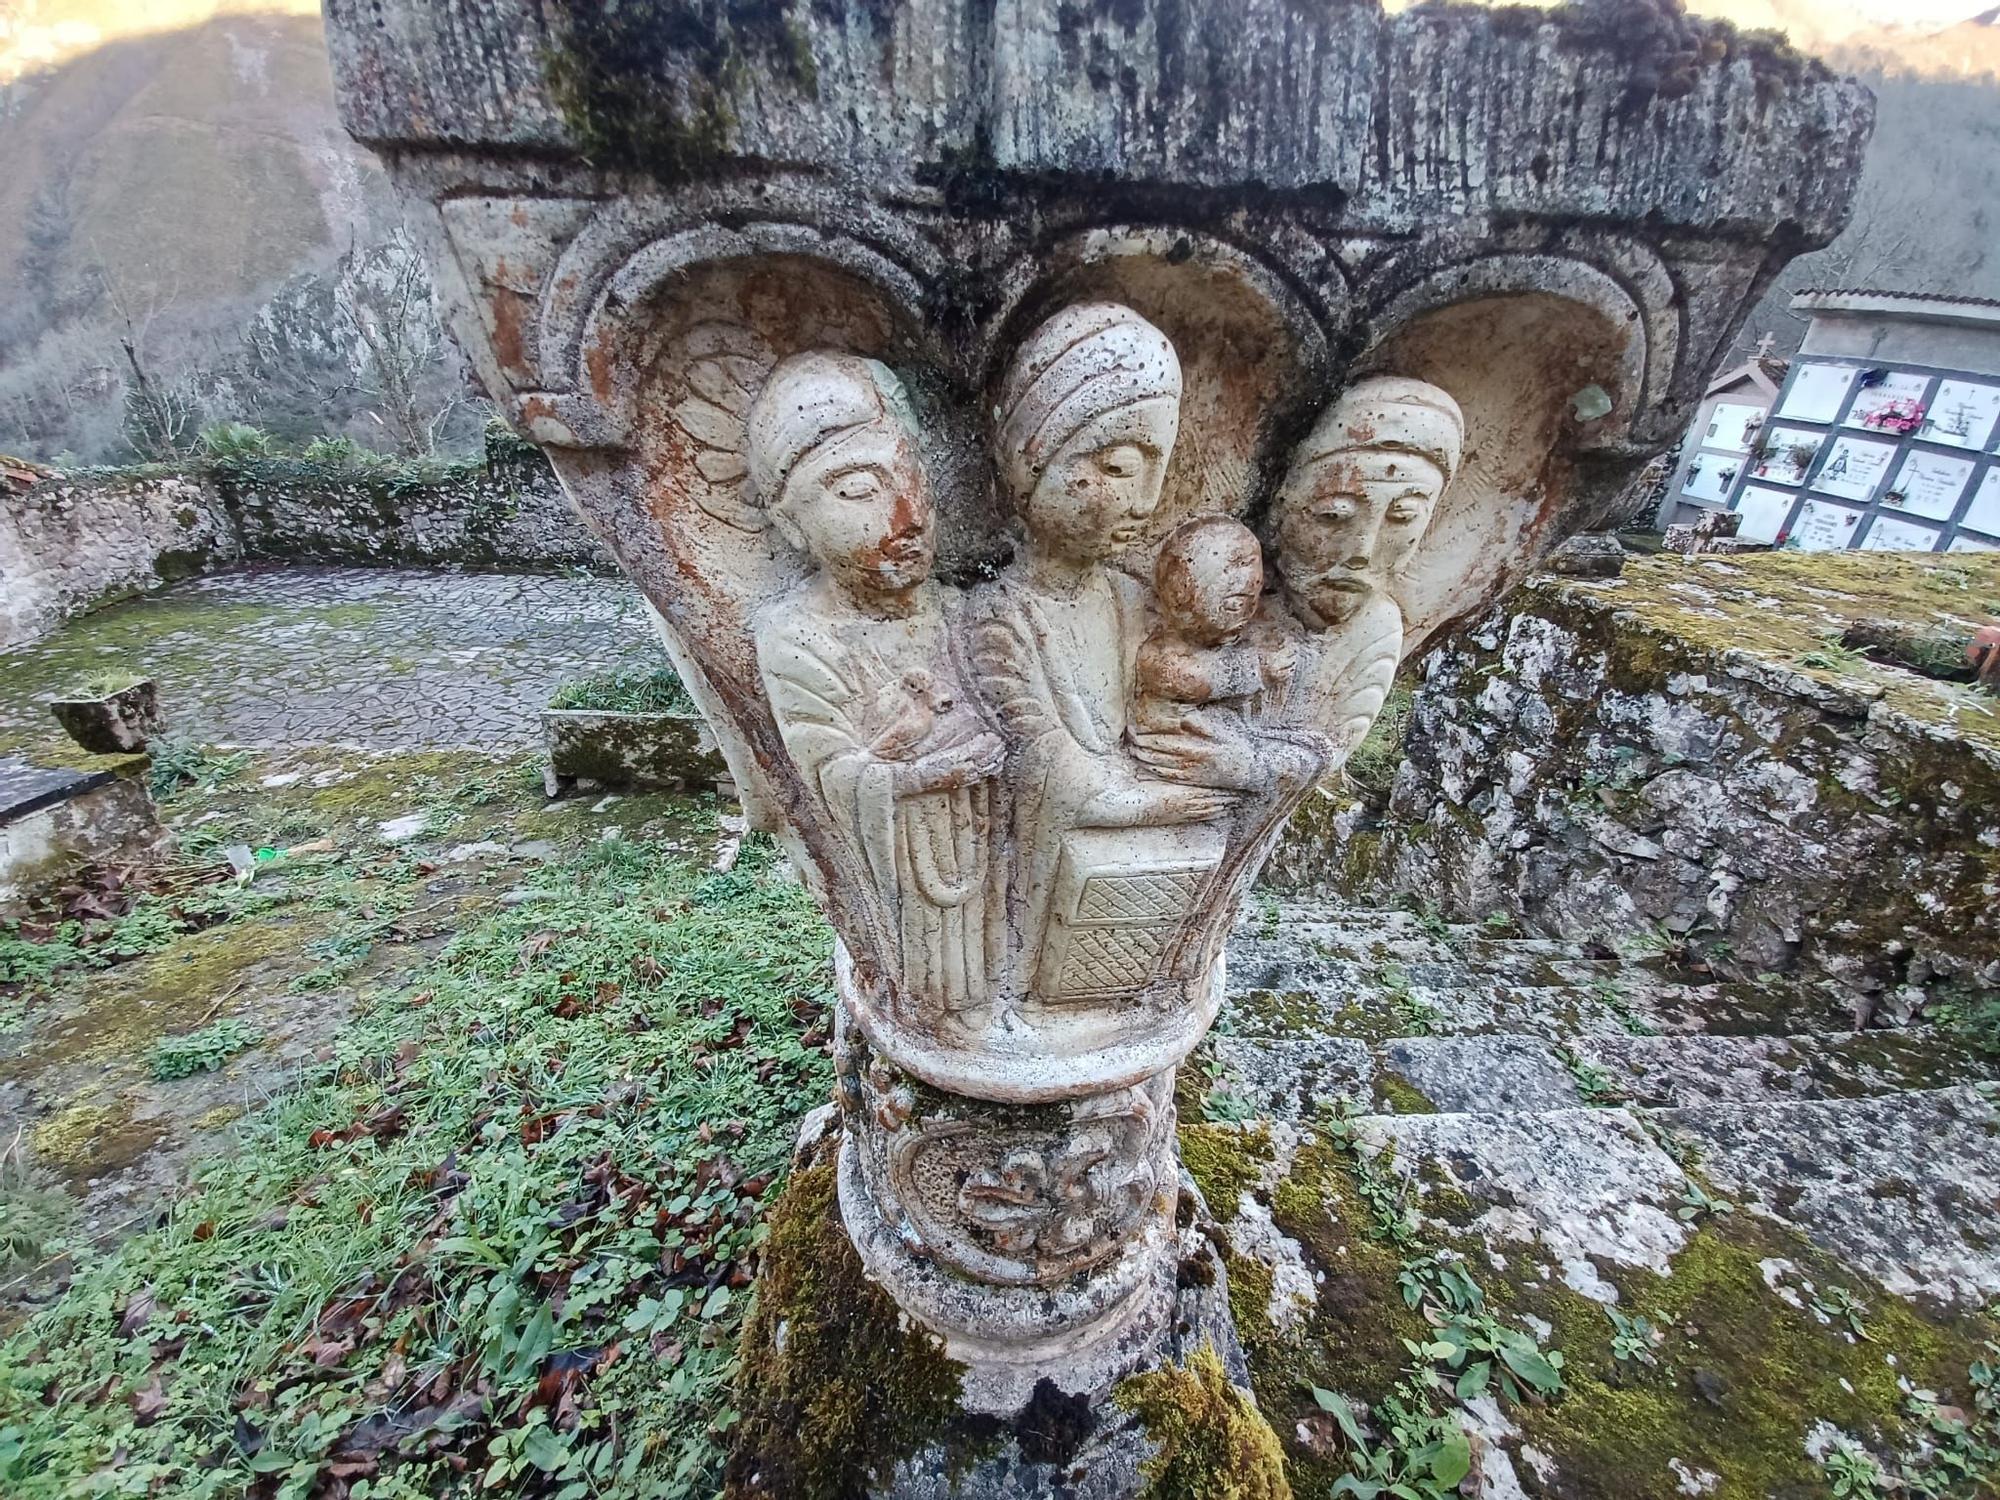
[
  {"left": 1074, "top": 870, "right": 1207, "bottom": 924},
  {"left": 1053, "top": 927, "right": 1174, "bottom": 999}
]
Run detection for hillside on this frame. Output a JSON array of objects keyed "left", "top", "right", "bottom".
[
  {"left": 0, "top": 0, "right": 1996, "bottom": 460},
  {"left": 0, "top": 2, "right": 368, "bottom": 319},
  {"left": 0, "top": 0, "right": 443, "bottom": 463}
]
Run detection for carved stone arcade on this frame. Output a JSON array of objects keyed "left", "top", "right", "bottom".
[{"left": 325, "top": 0, "right": 1870, "bottom": 1417}]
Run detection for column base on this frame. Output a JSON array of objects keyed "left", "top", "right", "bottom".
[{"left": 837, "top": 1127, "right": 1178, "bottom": 1416}]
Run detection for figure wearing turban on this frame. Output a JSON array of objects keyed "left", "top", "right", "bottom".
[
  {"left": 1263, "top": 375, "right": 1465, "bottom": 757},
  {"left": 747, "top": 351, "right": 1006, "bottom": 1026},
  {"left": 966, "top": 304, "right": 1238, "bottom": 1009}
]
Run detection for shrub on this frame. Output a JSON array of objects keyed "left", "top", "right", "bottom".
[{"left": 198, "top": 422, "right": 273, "bottom": 461}]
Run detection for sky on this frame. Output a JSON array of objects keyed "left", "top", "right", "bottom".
[
  {"left": 1, "top": 0, "right": 1995, "bottom": 82},
  {"left": 1840, "top": 0, "right": 1990, "bottom": 19},
  {"left": 1577, "top": 0, "right": 1992, "bottom": 39}
]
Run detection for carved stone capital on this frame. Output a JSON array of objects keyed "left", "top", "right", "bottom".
[{"left": 324, "top": 0, "right": 1870, "bottom": 1428}]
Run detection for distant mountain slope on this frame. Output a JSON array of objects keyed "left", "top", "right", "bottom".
[
  {"left": 0, "top": 3, "right": 448, "bottom": 461},
  {"left": 0, "top": 0, "right": 1996, "bottom": 457},
  {"left": 0, "top": 2, "right": 385, "bottom": 327},
  {"left": 1726, "top": 8, "right": 2000, "bottom": 361}
]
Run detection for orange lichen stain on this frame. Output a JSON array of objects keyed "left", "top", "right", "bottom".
[
  {"left": 487, "top": 286, "right": 529, "bottom": 376},
  {"left": 586, "top": 331, "right": 619, "bottom": 404}
]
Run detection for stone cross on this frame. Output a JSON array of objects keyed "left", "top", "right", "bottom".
[{"left": 324, "top": 0, "right": 1869, "bottom": 1424}]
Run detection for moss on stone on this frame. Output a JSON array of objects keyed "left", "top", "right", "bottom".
[
  {"left": 544, "top": 0, "right": 819, "bottom": 178},
  {"left": 1480, "top": 1210, "right": 2000, "bottom": 1500},
  {"left": 1224, "top": 1246, "right": 1276, "bottom": 1337},
  {"left": 1179, "top": 1122, "right": 1273, "bottom": 1214},
  {"left": 1115, "top": 1341, "right": 1292, "bottom": 1500},
  {"left": 1240, "top": 1135, "right": 1422, "bottom": 1493},
  {"left": 1373, "top": 1073, "right": 1437, "bottom": 1115},
  {"left": 29, "top": 1100, "right": 120, "bottom": 1173},
  {"left": 1226, "top": 988, "right": 1323, "bottom": 1040},
  {"left": 725, "top": 1160, "right": 966, "bottom": 1499},
  {"left": 1554, "top": 550, "right": 2000, "bottom": 757}
]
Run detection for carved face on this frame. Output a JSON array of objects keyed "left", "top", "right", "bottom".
[
  {"left": 1022, "top": 398, "right": 1180, "bottom": 564},
  {"left": 1159, "top": 528, "right": 1264, "bottom": 647},
  {"left": 1274, "top": 448, "right": 1444, "bottom": 626},
  {"left": 780, "top": 418, "right": 936, "bottom": 600}
]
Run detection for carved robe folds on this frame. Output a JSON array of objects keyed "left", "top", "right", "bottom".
[{"left": 725, "top": 314, "right": 1470, "bottom": 1409}]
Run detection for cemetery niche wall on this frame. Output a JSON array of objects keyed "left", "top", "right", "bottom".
[
  {"left": 1708, "top": 290, "right": 2000, "bottom": 553},
  {"left": 323, "top": 0, "right": 1869, "bottom": 1486}
]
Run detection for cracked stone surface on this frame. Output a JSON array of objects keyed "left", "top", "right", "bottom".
[
  {"left": 1666, "top": 1086, "right": 2000, "bottom": 1307},
  {"left": 1209, "top": 898, "right": 2000, "bottom": 1321},
  {"left": 0, "top": 566, "right": 659, "bottom": 756}
]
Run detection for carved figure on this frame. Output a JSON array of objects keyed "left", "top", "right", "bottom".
[
  {"left": 1131, "top": 515, "right": 1300, "bottom": 778},
  {"left": 747, "top": 352, "right": 1007, "bottom": 1023},
  {"left": 967, "top": 304, "right": 1237, "bottom": 1009},
  {"left": 1267, "top": 375, "right": 1466, "bottom": 760}
]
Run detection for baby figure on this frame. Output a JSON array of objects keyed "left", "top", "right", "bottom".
[{"left": 1131, "top": 516, "right": 1296, "bottom": 780}]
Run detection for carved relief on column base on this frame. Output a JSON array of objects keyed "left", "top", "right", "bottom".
[{"left": 836, "top": 1132, "right": 1177, "bottom": 1416}]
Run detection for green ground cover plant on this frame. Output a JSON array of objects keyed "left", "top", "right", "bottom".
[
  {"left": 548, "top": 668, "right": 696, "bottom": 717},
  {"left": 147, "top": 1019, "right": 261, "bottom": 1080},
  {"left": 0, "top": 832, "right": 833, "bottom": 1498},
  {"left": 1307, "top": 1102, "right": 1566, "bottom": 1497}
]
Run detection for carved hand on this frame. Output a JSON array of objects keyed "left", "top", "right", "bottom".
[
  {"left": 1126, "top": 715, "right": 1267, "bottom": 792},
  {"left": 895, "top": 731, "right": 1006, "bottom": 794},
  {"left": 1082, "top": 776, "right": 1237, "bottom": 828},
  {"left": 1260, "top": 635, "right": 1302, "bottom": 691}
]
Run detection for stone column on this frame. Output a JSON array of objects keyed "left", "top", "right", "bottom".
[
  {"left": 835, "top": 1005, "right": 1185, "bottom": 1412},
  {"left": 323, "top": 0, "right": 1871, "bottom": 1434}
]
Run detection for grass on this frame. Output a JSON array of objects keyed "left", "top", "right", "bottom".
[
  {"left": 147, "top": 740, "right": 252, "bottom": 801},
  {"left": 1344, "top": 684, "right": 1414, "bottom": 796},
  {"left": 0, "top": 831, "right": 834, "bottom": 1498},
  {"left": 64, "top": 670, "right": 147, "bottom": 699},
  {"left": 548, "top": 667, "right": 696, "bottom": 716}
]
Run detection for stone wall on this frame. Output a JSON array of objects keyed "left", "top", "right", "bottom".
[
  {"left": 1, "top": 473, "right": 239, "bottom": 649},
  {"left": 219, "top": 448, "right": 609, "bottom": 572},
  {"left": 1271, "top": 551, "right": 2000, "bottom": 1022},
  {"left": 0, "top": 442, "right": 610, "bottom": 648}
]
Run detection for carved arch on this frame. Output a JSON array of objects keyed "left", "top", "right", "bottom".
[
  {"left": 516, "top": 194, "right": 943, "bottom": 450},
  {"left": 1348, "top": 247, "right": 1674, "bottom": 655},
  {"left": 1358, "top": 236, "right": 1681, "bottom": 434}
]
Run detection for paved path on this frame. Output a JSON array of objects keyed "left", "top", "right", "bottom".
[{"left": 0, "top": 567, "right": 662, "bottom": 754}]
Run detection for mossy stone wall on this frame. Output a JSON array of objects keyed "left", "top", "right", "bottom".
[
  {"left": 2, "top": 445, "right": 612, "bottom": 648},
  {"left": 1270, "top": 552, "right": 2000, "bottom": 1018}
]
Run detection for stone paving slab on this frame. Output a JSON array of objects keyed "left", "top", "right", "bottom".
[
  {"left": 0, "top": 756, "right": 107, "bottom": 821},
  {"left": 1576, "top": 1029, "right": 2000, "bottom": 1108},
  {"left": 0, "top": 566, "right": 662, "bottom": 754},
  {"left": 1666, "top": 1085, "right": 2000, "bottom": 1307}
]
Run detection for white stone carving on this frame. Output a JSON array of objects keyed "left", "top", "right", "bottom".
[{"left": 721, "top": 310, "right": 1467, "bottom": 1408}]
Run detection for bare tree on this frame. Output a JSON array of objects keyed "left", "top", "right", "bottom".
[
  {"left": 348, "top": 241, "right": 460, "bottom": 457},
  {"left": 100, "top": 261, "right": 203, "bottom": 461}
]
